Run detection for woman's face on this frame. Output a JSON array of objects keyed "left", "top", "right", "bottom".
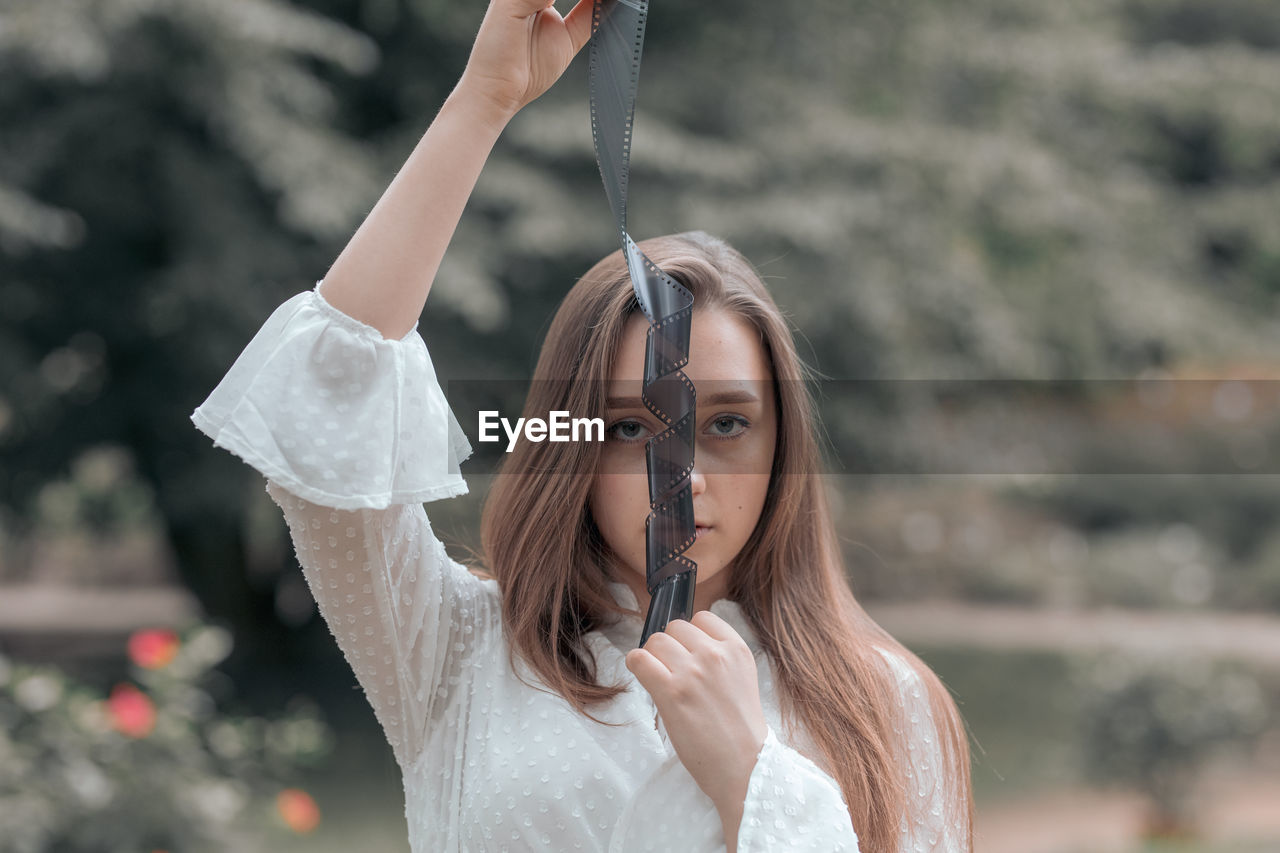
[{"left": 590, "top": 308, "right": 777, "bottom": 615}]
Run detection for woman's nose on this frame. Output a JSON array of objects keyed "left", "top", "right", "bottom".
[{"left": 688, "top": 466, "right": 706, "bottom": 497}]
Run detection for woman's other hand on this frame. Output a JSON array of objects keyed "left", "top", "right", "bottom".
[
  {"left": 625, "top": 610, "right": 769, "bottom": 823},
  {"left": 457, "top": 0, "right": 596, "bottom": 122}
]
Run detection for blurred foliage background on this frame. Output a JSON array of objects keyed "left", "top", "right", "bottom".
[{"left": 2, "top": 0, "right": 1280, "bottom": 849}]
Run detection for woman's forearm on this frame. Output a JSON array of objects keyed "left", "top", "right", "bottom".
[{"left": 319, "top": 85, "right": 511, "bottom": 341}]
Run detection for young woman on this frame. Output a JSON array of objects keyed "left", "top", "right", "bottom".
[{"left": 192, "top": 0, "right": 974, "bottom": 850}]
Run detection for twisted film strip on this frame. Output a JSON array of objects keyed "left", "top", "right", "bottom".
[{"left": 588, "top": 0, "right": 697, "bottom": 649}]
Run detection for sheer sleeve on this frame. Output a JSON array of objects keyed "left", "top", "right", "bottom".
[
  {"left": 877, "top": 647, "right": 969, "bottom": 853},
  {"left": 190, "top": 282, "right": 498, "bottom": 769}
]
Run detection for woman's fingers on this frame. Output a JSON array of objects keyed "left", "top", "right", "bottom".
[
  {"left": 627, "top": 611, "right": 753, "bottom": 702},
  {"left": 504, "top": 0, "right": 559, "bottom": 16},
  {"left": 639, "top": 628, "right": 695, "bottom": 669},
  {"left": 562, "top": 0, "right": 597, "bottom": 57},
  {"left": 688, "top": 608, "right": 742, "bottom": 643},
  {"left": 625, "top": 646, "right": 671, "bottom": 693},
  {"left": 659, "top": 617, "right": 719, "bottom": 653}
]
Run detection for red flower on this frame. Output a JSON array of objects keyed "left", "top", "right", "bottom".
[
  {"left": 127, "top": 628, "right": 180, "bottom": 670},
  {"left": 276, "top": 788, "right": 321, "bottom": 834},
  {"left": 107, "top": 683, "right": 156, "bottom": 737}
]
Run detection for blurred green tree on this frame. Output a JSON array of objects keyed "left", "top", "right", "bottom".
[
  {"left": 0, "top": 0, "right": 390, "bottom": 690},
  {"left": 1071, "top": 652, "right": 1273, "bottom": 838}
]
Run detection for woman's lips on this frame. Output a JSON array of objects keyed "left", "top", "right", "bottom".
[{"left": 695, "top": 525, "right": 711, "bottom": 540}]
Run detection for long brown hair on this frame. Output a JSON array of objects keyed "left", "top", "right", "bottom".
[{"left": 474, "top": 231, "right": 974, "bottom": 851}]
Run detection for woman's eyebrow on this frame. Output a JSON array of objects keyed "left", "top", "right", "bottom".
[{"left": 606, "top": 389, "right": 761, "bottom": 409}]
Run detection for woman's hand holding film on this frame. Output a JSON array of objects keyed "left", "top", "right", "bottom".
[
  {"left": 458, "top": 0, "right": 597, "bottom": 122},
  {"left": 625, "top": 609, "right": 768, "bottom": 843}
]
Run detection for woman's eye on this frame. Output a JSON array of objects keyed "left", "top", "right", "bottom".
[
  {"left": 607, "top": 420, "right": 649, "bottom": 443},
  {"left": 708, "top": 415, "right": 749, "bottom": 439},
  {"left": 609, "top": 415, "right": 748, "bottom": 443}
]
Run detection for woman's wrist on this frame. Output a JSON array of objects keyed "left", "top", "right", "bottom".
[{"left": 446, "top": 77, "right": 519, "bottom": 137}]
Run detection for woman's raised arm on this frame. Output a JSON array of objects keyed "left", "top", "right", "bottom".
[
  {"left": 191, "top": 0, "right": 595, "bottom": 770},
  {"left": 320, "top": 0, "right": 596, "bottom": 340}
]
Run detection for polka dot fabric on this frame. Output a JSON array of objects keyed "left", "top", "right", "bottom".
[
  {"left": 191, "top": 281, "right": 472, "bottom": 511},
  {"left": 191, "top": 285, "right": 968, "bottom": 852},
  {"left": 879, "top": 648, "right": 969, "bottom": 851}
]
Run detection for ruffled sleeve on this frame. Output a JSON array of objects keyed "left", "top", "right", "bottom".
[
  {"left": 190, "top": 282, "right": 498, "bottom": 770},
  {"left": 606, "top": 725, "right": 858, "bottom": 853},
  {"left": 190, "top": 281, "right": 472, "bottom": 510},
  {"left": 735, "top": 726, "right": 860, "bottom": 851}
]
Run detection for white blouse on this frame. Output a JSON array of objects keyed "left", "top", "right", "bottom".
[{"left": 191, "top": 283, "right": 966, "bottom": 853}]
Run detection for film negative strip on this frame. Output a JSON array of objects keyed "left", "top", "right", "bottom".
[{"left": 588, "top": 0, "right": 697, "bottom": 649}]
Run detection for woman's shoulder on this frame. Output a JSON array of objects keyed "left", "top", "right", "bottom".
[
  {"left": 871, "top": 644, "right": 911, "bottom": 673},
  {"left": 870, "top": 644, "right": 930, "bottom": 694}
]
